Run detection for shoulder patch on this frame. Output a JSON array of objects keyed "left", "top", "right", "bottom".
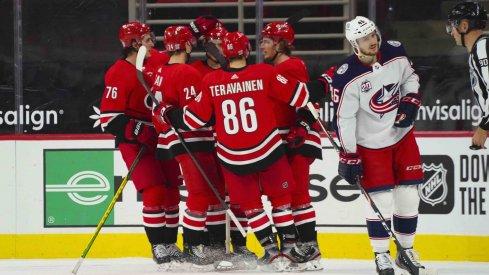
[
  {"left": 337, "top": 63, "right": 348, "bottom": 75},
  {"left": 387, "top": 40, "right": 401, "bottom": 47}
]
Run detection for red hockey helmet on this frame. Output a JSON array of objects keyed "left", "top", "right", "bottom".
[
  {"left": 222, "top": 31, "right": 251, "bottom": 59},
  {"left": 164, "top": 25, "right": 197, "bottom": 51},
  {"left": 261, "top": 21, "right": 295, "bottom": 45},
  {"left": 119, "top": 21, "right": 152, "bottom": 48},
  {"left": 203, "top": 24, "right": 228, "bottom": 42}
]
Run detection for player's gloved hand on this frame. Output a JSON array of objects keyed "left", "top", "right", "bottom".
[
  {"left": 152, "top": 103, "right": 175, "bottom": 129},
  {"left": 394, "top": 93, "right": 421, "bottom": 128},
  {"left": 189, "top": 15, "right": 221, "bottom": 38},
  {"left": 125, "top": 119, "right": 157, "bottom": 148},
  {"left": 318, "top": 65, "right": 336, "bottom": 96},
  {"left": 286, "top": 119, "right": 311, "bottom": 148},
  {"left": 338, "top": 152, "right": 363, "bottom": 185}
]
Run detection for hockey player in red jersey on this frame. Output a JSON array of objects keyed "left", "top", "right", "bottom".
[
  {"left": 190, "top": 24, "right": 255, "bottom": 263},
  {"left": 191, "top": 24, "right": 228, "bottom": 75},
  {"left": 152, "top": 25, "right": 242, "bottom": 271},
  {"left": 99, "top": 21, "right": 183, "bottom": 268},
  {"left": 260, "top": 21, "right": 323, "bottom": 271},
  {"left": 332, "top": 16, "right": 426, "bottom": 275},
  {"left": 153, "top": 31, "right": 324, "bottom": 272}
]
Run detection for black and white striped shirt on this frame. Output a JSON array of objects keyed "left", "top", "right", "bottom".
[{"left": 469, "top": 35, "right": 489, "bottom": 130}]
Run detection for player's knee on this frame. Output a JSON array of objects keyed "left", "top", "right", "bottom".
[
  {"left": 164, "top": 185, "right": 181, "bottom": 208},
  {"left": 186, "top": 194, "right": 212, "bottom": 213},
  {"left": 394, "top": 185, "right": 420, "bottom": 216},
  {"left": 367, "top": 190, "right": 393, "bottom": 217},
  {"left": 290, "top": 193, "right": 311, "bottom": 208},
  {"left": 142, "top": 185, "right": 166, "bottom": 208},
  {"left": 237, "top": 198, "right": 263, "bottom": 212},
  {"left": 269, "top": 194, "right": 292, "bottom": 209}
]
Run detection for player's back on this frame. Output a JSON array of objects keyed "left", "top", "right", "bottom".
[
  {"left": 153, "top": 63, "right": 202, "bottom": 107},
  {"left": 101, "top": 59, "right": 152, "bottom": 122},
  {"left": 201, "top": 63, "right": 287, "bottom": 174}
]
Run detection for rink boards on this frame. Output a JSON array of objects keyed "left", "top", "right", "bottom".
[{"left": 0, "top": 133, "right": 488, "bottom": 261}]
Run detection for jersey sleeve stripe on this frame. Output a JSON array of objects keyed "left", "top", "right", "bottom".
[{"left": 183, "top": 106, "right": 207, "bottom": 129}]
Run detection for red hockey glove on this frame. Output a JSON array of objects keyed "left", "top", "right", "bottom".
[
  {"left": 125, "top": 119, "right": 157, "bottom": 148},
  {"left": 394, "top": 93, "right": 421, "bottom": 128},
  {"left": 152, "top": 103, "right": 175, "bottom": 129},
  {"left": 189, "top": 15, "right": 221, "bottom": 38},
  {"left": 338, "top": 152, "right": 363, "bottom": 185},
  {"left": 286, "top": 119, "right": 311, "bottom": 149}
]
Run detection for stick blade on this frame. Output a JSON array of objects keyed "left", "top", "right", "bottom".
[{"left": 136, "top": 45, "right": 147, "bottom": 71}]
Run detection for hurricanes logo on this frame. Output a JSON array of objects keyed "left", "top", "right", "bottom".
[
  {"left": 419, "top": 163, "right": 448, "bottom": 206},
  {"left": 369, "top": 83, "right": 400, "bottom": 117}
]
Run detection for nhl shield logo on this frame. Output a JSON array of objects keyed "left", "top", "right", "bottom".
[{"left": 419, "top": 163, "right": 448, "bottom": 206}]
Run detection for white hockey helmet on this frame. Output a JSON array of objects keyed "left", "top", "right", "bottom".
[{"left": 345, "top": 16, "right": 382, "bottom": 55}]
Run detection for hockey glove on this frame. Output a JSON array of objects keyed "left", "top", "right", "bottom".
[
  {"left": 338, "top": 153, "right": 363, "bottom": 185},
  {"left": 152, "top": 103, "right": 175, "bottom": 129},
  {"left": 286, "top": 119, "right": 310, "bottom": 149},
  {"left": 189, "top": 15, "right": 221, "bottom": 38},
  {"left": 125, "top": 119, "right": 157, "bottom": 148},
  {"left": 394, "top": 93, "right": 421, "bottom": 128},
  {"left": 318, "top": 65, "right": 336, "bottom": 96}
]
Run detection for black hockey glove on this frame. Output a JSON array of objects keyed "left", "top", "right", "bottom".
[
  {"left": 394, "top": 93, "right": 421, "bottom": 128},
  {"left": 338, "top": 152, "right": 363, "bottom": 185}
]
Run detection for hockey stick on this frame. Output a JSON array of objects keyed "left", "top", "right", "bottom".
[
  {"left": 203, "top": 42, "right": 228, "bottom": 69},
  {"left": 306, "top": 102, "right": 436, "bottom": 275},
  {"left": 72, "top": 146, "right": 146, "bottom": 274},
  {"left": 135, "top": 46, "right": 247, "bottom": 238}
]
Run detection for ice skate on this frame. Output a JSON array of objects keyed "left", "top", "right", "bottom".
[
  {"left": 232, "top": 245, "right": 258, "bottom": 270},
  {"left": 151, "top": 244, "right": 170, "bottom": 265},
  {"left": 258, "top": 244, "right": 284, "bottom": 272},
  {"left": 181, "top": 244, "right": 215, "bottom": 271},
  {"left": 395, "top": 248, "right": 438, "bottom": 275},
  {"left": 281, "top": 243, "right": 308, "bottom": 272},
  {"left": 298, "top": 241, "right": 323, "bottom": 271},
  {"left": 206, "top": 244, "right": 251, "bottom": 271},
  {"left": 157, "top": 244, "right": 185, "bottom": 272},
  {"left": 374, "top": 251, "right": 395, "bottom": 275}
]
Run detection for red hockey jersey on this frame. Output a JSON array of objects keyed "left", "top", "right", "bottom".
[
  {"left": 153, "top": 63, "right": 215, "bottom": 159},
  {"left": 100, "top": 60, "right": 153, "bottom": 138},
  {"left": 176, "top": 63, "right": 310, "bottom": 175},
  {"left": 190, "top": 60, "right": 216, "bottom": 77},
  {"left": 274, "top": 57, "right": 322, "bottom": 159}
]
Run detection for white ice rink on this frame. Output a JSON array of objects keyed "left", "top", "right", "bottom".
[{"left": 0, "top": 258, "right": 488, "bottom": 275}]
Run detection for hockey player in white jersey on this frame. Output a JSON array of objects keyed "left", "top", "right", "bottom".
[
  {"left": 447, "top": 1, "right": 489, "bottom": 149},
  {"left": 331, "top": 16, "right": 426, "bottom": 275}
]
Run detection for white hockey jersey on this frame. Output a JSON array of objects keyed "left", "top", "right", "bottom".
[{"left": 332, "top": 41, "right": 420, "bottom": 153}]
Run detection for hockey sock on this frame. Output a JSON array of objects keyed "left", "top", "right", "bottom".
[
  {"left": 143, "top": 206, "right": 166, "bottom": 244},
  {"left": 164, "top": 207, "right": 179, "bottom": 244},
  {"left": 182, "top": 209, "right": 206, "bottom": 245},
  {"left": 245, "top": 209, "right": 274, "bottom": 246},
  {"left": 366, "top": 190, "right": 393, "bottom": 252},
  {"left": 393, "top": 185, "right": 420, "bottom": 248},
  {"left": 230, "top": 204, "right": 248, "bottom": 247},
  {"left": 271, "top": 207, "right": 298, "bottom": 247},
  {"left": 206, "top": 206, "right": 226, "bottom": 246},
  {"left": 292, "top": 204, "right": 317, "bottom": 243}
]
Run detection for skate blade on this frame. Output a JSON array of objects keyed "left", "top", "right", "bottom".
[
  {"left": 283, "top": 261, "right": 307, "bottom": 272},
  {"left": 304, "top": 259, "right": 323, "bottom": 271},
  {"left": 259, "top": 261, "right": 285, "bottom": 272},
  {"left": 394, "top": 265, "right": 438, "bottom": 275}
]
